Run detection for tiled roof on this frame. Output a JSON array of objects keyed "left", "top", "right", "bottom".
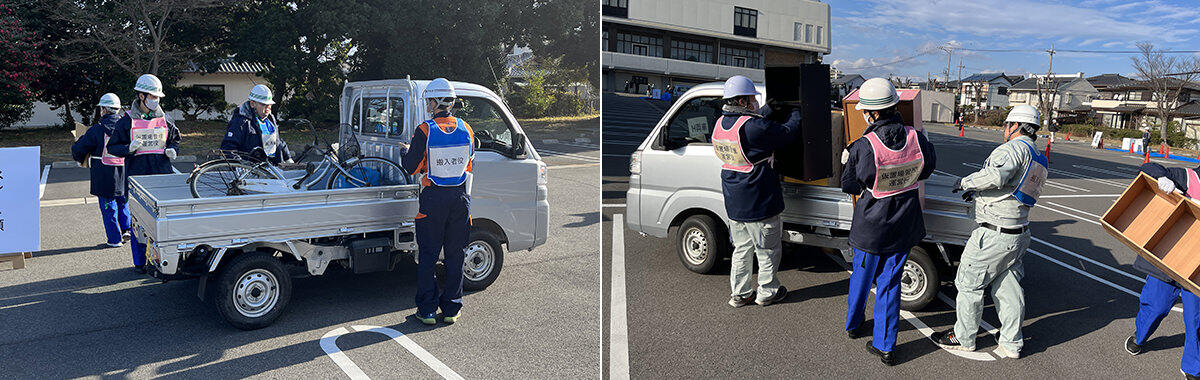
[
  {"left": 183, "top": 59, "right": 269, "bottom": 74},
  {"left": 1086, "top": 74, "right": 1135, "bottom": 88}
]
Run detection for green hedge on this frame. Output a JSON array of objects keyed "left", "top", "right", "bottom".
[{"left": 1059, "top": 122, "right": 1196, "bottom": 148}]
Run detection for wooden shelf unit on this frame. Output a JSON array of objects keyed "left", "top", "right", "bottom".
[{"left": 1101, "top": 173, "right": 1200, "bottom": 294}]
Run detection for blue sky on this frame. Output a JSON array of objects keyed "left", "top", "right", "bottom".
[{"left": 826, "top": 0, "right": 1200, "bottom": 81}]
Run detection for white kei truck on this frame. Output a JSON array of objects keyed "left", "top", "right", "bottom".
[
  {"left": 126, "top": 79, "right": 549, "bottom": 329},
  {"left": 624, "top": 82, "right": 977, "bottom": 310}
]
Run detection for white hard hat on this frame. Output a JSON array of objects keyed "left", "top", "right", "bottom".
[
  {"left": 1005, "top": 104, "right": 1041, "bottom": 127},
  {"left": 423, "top": 78, "right": 457, "bottom": 99},
  {"left": 133, "top": 74, "right": 165, "bottom": 97},
  {"left": 722, "top": 75, "right": 759, "bottom": 99},
  {"left": 248, "top": 84, "right": 275, "bottom": 105},
  {"left": 855, "top": 78, "right": 899, "bottom": 110},
  {"left": 97, "top": 93, "right": 121, "bottom": 108}
]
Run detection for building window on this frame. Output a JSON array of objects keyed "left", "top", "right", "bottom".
[
  {"left": 794, "top": 22, "right": 803, "bottom": 41},
  {"left": 734, "top": 7, "right": 757, "bottom": 38},
  {"left": 997, "top": 86, "right": 1008, "bottom": 95},
  {"left": 602, "top": 30, "right": 609, "bottom": 51},
  {"left": 616, "top": 32, "right": 662, "bottom": 57},
  {"left": 603, "top": 0, "right": 628, "bottom": 18},
  {"left": 805, "top": 24, "right": 812, "bottom": 43},
  {"left": 719, "top": 46, "right": 760, "bottom": 69},
  {"left": 816, "top": 26, "right": 822, "bottom": 45},
  {"left": 670, "top": 40, "right": 713, "bottom": 63},
  {"left": 193, "top": 84, "right": 225, "bottom": 101}
]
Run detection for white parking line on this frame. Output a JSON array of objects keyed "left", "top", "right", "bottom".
[
  {"left": 602, "top": 203, "right": 627, "bottom": 208},
  {"left": 1039, "top": 204, "right": 1100, "bottom": 226},
  {"left": 1044, "top": 201, "right": 1103, "bottom": 219},
  {"left": 1039, "top": 194, "right": 1121, "bottom": 198},
  {"left": 320, "top": 325, "right": 465, "bottom": 380},
  {"left": 538, "top": 148, "right": 600, "bottom": 162},
  {"left": 829, "top": 258, "right": 995, "bottom": 361},
  {"left": 610, "top": 214, "right": 630, "bottom": 380},
  {"left": 39, "top": 164, "right": 50, "bottom": 200},
  {"left": 1073, "top": 165, "right": 1138, "bottom": 177}
]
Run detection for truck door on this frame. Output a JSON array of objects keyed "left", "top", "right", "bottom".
[
  {"left": 637, "top": 94, "right": 727, "bottom": 235},
  {"left": 343, "top": 81, "right": 418, "bottom": 185},
  {"left": 454, "top": 90, "right": 543, "bottom": 251}
]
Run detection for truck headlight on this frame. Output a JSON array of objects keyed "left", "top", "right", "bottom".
[
  {"left": 537, "top": 162, "right": 548, "bottom": 186},
  {"left": 629, "top": 151, "right": 641, "bottom": 174}
]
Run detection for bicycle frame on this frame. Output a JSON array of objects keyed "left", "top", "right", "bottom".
[{"left": 236, "top": 151, "right": 371, "bottom": 194}]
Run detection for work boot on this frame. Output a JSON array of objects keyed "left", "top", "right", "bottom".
[
  {"left": 995, "top": 345, "right": 1020, "bottom": 359},
  {"left": 847, "top": 325, "right": 864, "bottom": 340},
  {"left": 755, "top": 286, "right": 788, "bottom": 306},
  {"left": 132, "top": 266, "right": 147, "bottom": 275},
  {"left": 415, "top": 312, "right": 437, "bottom": 325},
  {"left": 106, "top": 242, "right": 123, "bottom": 248},
  {"left": 930, "top": 330, "right": 975, "bottom": 351},
  {"left": 728, "top": 293, "right": 755, "bottom": 308},
  {"left": 1185, "top": 369, "right": 1199, "bottom": 380},
  {"left": 122, "top": 231, "right": 131, "bottom": 243},
  {"left": 442, "top": 311, "right": 461, "bottom": 324},
  {"left": 865, "top": 340, "right": 894, "bottom": 366},
  {"left": 1126, "top": 335, "right": 1143, "bottom": 356}
]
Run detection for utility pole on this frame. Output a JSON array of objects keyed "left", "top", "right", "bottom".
[
  {"left": 956, "top": 59, "right": 964, "bottom": 123},
  {"left": 1044, "top": 44, "right": 1056, "bottom": 126}
]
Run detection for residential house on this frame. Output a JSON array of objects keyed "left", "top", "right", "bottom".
[
  {"left": 832, "top": 74, "right": 864, "bottom": 99},
  {"left": 174, "top": 60, "right": 271, "bottom": 120},
  {"left": 1007, "top": 73, "right": 1099, "bottom": 123},
  {"left": 958, "top": 73, "right": 1020, "bottom": 111},
  {"left": 1086, "top": 73, "right": 1136, "bottom": 92},
  {"left": 1092, "top": 78, "right": 1200, "bottom": 145}
]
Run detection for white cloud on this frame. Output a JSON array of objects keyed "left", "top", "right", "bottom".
[{"left": 844, "top": 0, "right": 1198, "bottom": 43}]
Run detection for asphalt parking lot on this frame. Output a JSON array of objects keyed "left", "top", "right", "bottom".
[
  {"left": 601, "top": 100, "right": 1196, "bottom": 378},
  {"left": 0, "top": 136, "right": 599, "bottom": 378}
]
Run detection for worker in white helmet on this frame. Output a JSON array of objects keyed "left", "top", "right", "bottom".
[
  {"left": 841, "top": 77, "right": 937, "bottom": 365},
  {"left": 221, "top": 84, "right": 292, "bottom": 164},
  {"left": 931, "top": 104, "right": 1047, "bottom": 360},
  {"left": 1121, "top": 160, "right": 1200, "bottom": 379},
  {"left": 106, "top": 73, "right": 181, "bottom": 274},
  {"left": 712, "top": 75, "right": 801, "bottom": 309},
  {"left": 71, "top": 93, "right": 131, "bottom": 247},
  {"left": 397, "top": 78, "right": 474, "bottom": 325}
]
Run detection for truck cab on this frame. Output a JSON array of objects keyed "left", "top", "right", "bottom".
[
  {"left": 341, "top": 79, "right": 550, "bottom": 288},
  {"left": 626, "top": 82, "right": 975, "bottom": 311}
]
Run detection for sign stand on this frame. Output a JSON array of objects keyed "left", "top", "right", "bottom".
[{"left": 0, "top": 252, "right": 26, "bottom": 269}]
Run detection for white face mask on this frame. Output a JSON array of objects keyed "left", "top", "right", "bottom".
[
  {"left": 144, "top": 97, "right": 159, "bottom": 111},
  {"left": 862, "top": 112, "right": 873, "bottom": 125}
]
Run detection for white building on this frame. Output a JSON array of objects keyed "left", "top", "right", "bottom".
[
  {"left": 958, "top": 73, "right": 1020, "bottom": 110},
  {"left": 1007, "top": 73, "right": 1099, "bottom": 123},
  {"left": 601, "top": 0, "right": 830, "bottom": 94}
]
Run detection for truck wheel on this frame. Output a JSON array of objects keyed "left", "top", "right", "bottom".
[
  {"left": 675, "top": 215, "right": 727, "bottom": 274},
  {"left": 900, "top": 246, "right": 939, "bottom": 311},
  {"left": 213, "top": 252, "right": 292, "bottom": 330},
  {"left": 462, "top": 229, "right": 504, "bottom": 291}
]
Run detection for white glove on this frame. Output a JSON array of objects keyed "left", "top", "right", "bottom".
[
  {"left": 285, "top": 158, "right": 295, "bottom": 164},
  {"left": 129, "top": 141, "right": 141, "bottom": 153},
  {"left": 840, "top": 149, "right": 850, "bottom": 164},
  {"left": 165, "top": 148, "right": 177, "bottom": 160},
  {"left": 1158, "top": 177, "right": 1176, "bottom": 193}
]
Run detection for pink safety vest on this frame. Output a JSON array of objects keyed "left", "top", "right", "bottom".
[
  {"left": 863, "top": 125, "right": 925, "bottom": 198},
  {"left": 711, "top": 115, "right": 767, "bottom": 173},
  {"left": 1185, "top": 168, "right": 1200, "bottom": 199},
  {"left": 128, "top": 111, "right": 168, "bottom": 156},
  {"left": 99, "top": 133, "right": 124, "bottom": 166}
]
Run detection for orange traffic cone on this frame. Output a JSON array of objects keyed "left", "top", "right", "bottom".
[
  {"left": 1045, "top": 138, "right": 1053, "bottom": 160},
  {"left": 959, "top": 127, "right": 964, "bottom": 137},
  {"left": 1145, "top": 151, "right": 1151, "bottom": 164},
  {"left": 1130, "top": 144, "right": 1135, "bottom": 154},
  {"left": 1166, "top": 145, "right": 1170, "bottom": 158},
  {"left": 1064, "top": 132, "right": 1070, "bottom": 141}
]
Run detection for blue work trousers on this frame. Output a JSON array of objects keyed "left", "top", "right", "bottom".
[
  {"left": 846, "top": 247, "right": 910, "bottom": 352},
  {"left": 97, "top": 195, "right": 131, "bottom": 245},
  {"left": 415, "top": 187, "right": 470, "bottom": 317},
  {"left": 1135, "top": 275, "right": 1200, "bottom": 375}
]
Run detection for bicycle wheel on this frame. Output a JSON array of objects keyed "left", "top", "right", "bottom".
[
  {"left": 327, "top": 156, "right": 408, "bottom": 189},
  {"left": 189, "top": 160, "right": 281, "bottom": 198}
]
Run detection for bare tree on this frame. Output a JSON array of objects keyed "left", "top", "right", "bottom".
[
  {"left": 1131, "top": 42, "right": 1200, "bottom": 149},
  {"left": 52, "top": 0, "right": 228, "bottom": 77}
]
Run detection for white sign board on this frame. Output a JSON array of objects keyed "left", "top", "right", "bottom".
[
  {"left": 1133, "top": 139, "right": 1145, "bottom": 153},
  {"left": 0, "top": 147, "right": 41, "bottom": 254},
  {"left": 1092, "top": 132, "right": 1104, "bottom": 148},
  {"left": 687, "top": 117, "right": 710, "bottom": 141}
]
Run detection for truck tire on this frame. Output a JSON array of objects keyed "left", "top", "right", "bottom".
[
  {"left": 676, "top": 215, "right": 727, "bottom": 274},
  {"left": 900, "top": 246, "right": 939, "bottom": 311},
  {"left": 213, "top": 252, "right": 292, "bottom": 330},
  {"left": 462, "top": 229, "right": 504, "bottom": 291}
]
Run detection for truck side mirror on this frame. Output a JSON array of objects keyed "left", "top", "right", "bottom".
[{"left": 511, "top": 133, "right": 528, "bottom": 158}]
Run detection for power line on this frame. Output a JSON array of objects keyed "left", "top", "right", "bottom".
[{"left": 837, "top": 50, "right": 935, "bottom": 70}]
